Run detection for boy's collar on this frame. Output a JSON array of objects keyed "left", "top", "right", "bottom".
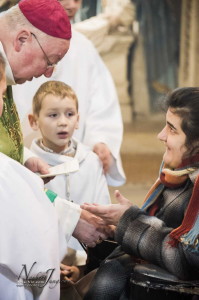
[{"left": 39, "top": 138, "right": 77, "bottom": 157}]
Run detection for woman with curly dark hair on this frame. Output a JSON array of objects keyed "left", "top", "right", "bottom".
[{"left": 82, "top": 87, "right": 199, "bottom": 299}]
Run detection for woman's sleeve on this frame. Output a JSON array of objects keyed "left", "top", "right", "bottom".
[{"left": 115, "top": 206, "right": 199, "bottom": 279}]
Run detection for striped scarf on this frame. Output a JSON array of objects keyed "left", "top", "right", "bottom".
[{"left": 142, "top": 155, "right": 199, "bottom": 251}]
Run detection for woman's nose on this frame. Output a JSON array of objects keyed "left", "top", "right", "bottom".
[{"left": 157, "top": 126, "right": 167, "bottom": 141}]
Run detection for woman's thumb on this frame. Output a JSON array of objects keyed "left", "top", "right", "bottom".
[{"left": 114, "top": 190, "right": 129, "bottom": 204}]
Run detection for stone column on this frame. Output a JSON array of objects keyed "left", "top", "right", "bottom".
[
  {"left": 101, "top": 34, "right": 134, "bottom": 123},
  {"left": 179, "top": 0, "right": 199, "bottom": 86},
  {"left": 131, "top": 34, "right": 150, "bottom": 119}
]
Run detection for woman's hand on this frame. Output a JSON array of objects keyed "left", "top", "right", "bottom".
[{"left": 81, "top": 190, "right": 132, "bottom": 226}]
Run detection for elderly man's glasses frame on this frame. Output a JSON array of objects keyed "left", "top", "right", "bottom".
[{"left": 31, "top": 33, "right": 56, "bottom": 69}]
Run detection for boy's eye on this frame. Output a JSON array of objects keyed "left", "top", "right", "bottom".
[
  {"left": 66, "top": 112, "right": 74, "bottom": 117},
  {"left": 49, "top": 113, "right": 57, "bottom": 118}
]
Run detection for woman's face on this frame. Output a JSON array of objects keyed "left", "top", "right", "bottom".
[{"left": 157, "top": 108, "right": 187, "bottom": 169}]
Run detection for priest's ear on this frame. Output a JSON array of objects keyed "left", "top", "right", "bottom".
[
  {"left": 28, "top": 114, "right": 39, "bottom": 131},
  {"left": 14, "top": 30, "right": 31, "bottom": 52}
]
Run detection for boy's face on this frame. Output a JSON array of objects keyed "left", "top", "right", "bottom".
[
  {"left": 30, "top": 94, "right": 79, "bottom": 153},
  {"left": 0, "top": 74, "right": 7, "bottom": 116}
]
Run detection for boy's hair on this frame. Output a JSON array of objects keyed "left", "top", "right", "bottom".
[
  {"left": 0, "top": 53, "right": 6, "bottom": 81},
  {"left": 32, "top": 80, "right": 78, "bottom": 116}
]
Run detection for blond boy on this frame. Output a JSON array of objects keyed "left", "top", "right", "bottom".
[{"left": 28, "top": 80, "right": 111, "bottom": 281}]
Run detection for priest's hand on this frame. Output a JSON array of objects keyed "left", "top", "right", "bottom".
[
  {"left": 24, "top": 157, "right": 54, "bottom": 183},
  {"left": 73, "top": 209, "right": 114, "bottom": 247},
  {"left": 81, "top": 190, "right": 132, "bottom": 226},
  {"left": 93, "top": 143, "right": 113, "bottom": 173}
]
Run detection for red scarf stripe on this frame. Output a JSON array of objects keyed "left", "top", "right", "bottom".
[
  {"left": 143, "top": 158, "right": 199, "bottom": 245},
  {"left": 169, "top": 175, "right": 199, "bottom": 241}
]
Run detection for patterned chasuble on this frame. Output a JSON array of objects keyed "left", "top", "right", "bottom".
[{"left": 0, "top": 86, "right": 23, "bottom": 164}]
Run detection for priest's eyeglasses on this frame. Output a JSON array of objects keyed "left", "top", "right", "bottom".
[{"left": 31, "top": 33, "right": 56, "bottom": 69}]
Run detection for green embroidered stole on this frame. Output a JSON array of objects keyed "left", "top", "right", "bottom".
[
  {"left": 0, "top": 86, "right": 56, "bottom": 204},
  {"left": 0, "top": 86, "right": 23, "bottom": 163}
]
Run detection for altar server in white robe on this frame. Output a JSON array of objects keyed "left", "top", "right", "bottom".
[
  {"left": 28, "top": 80, "right": 111, "bottom": 282},
  {"left": 12, "top": 0, "right": 126, "bottom": 187}
]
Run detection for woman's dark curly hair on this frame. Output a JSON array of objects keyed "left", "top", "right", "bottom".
[{"left": 164, "top": 87, "right": 199, "bottom": 156}]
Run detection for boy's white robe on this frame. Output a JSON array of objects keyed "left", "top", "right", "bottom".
[
  {"left": 30, "top": 138, "right": 111, "bottom": 265},
  {"left": 0, "top": 153, "right": 75, "bottom": 300},
  {"left": 12, "top": 29, "right": 126, "bottom": 187}
]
